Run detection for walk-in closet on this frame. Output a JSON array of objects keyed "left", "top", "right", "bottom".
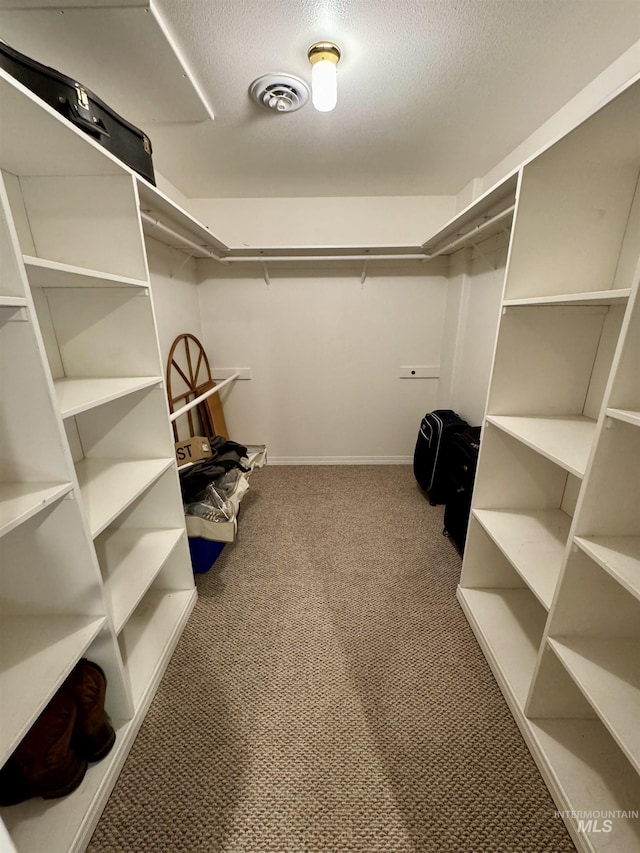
[{"left": 0, "top": 2, "right": 639, "bottom": 852}]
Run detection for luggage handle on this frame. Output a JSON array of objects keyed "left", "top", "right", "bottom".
[{"left": 58, "top": 96, "right": 111, "bottom": 139}]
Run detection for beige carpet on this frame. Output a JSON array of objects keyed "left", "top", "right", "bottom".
[{"left": 88, "top": 465, "right": 575, "bottom": 853}]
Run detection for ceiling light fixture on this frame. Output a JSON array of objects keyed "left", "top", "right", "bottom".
[{"left": 307, "top": 42, "right": 341, "bottom": 112}]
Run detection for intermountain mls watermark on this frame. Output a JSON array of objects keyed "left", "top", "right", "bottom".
[{"left": 555, "top": 809, "right": 639, "bottom": 834}]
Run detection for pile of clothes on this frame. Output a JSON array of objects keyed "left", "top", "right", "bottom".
[{"left": 180, "top": 437, "right": 251, "bottom": 525}]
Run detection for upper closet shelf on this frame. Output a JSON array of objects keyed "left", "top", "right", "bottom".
[
  {"left": 422, "top": 173, "right": 518, "bottom": 255},
  {"left": 0, "top": 70, "right": 127, "bottom": 179},
  {"left": 2, "top": 66, "right": 518, "bottom": 267},
  {"left": 23, "top": 256, "right": 148, "bottom": 289},
  {"left": 486, "top": 415, "right": 597, "bottom": 478},
  {"left": 137, "top": 181, "right": 229, "bottom": 260}
]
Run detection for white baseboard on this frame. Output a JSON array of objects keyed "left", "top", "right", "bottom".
[{"left": 267, "top": 456, "right": 412, "bottom": 466}]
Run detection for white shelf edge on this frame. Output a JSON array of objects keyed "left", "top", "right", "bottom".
[
  {"left": 486, "top": 415, "right": 596, "bottom": 478},
  {"left": 0, "top": 482, "right": 73, "bottom": 539},
  {"left": 99, "top": 527, "right": 186, "bottom": 634},
  {"left": 55, "top": 376, "right": 164, "bottom": 419},
  {"left": 0, "top": 295, "right": 27, "bottom": 308},
  {"left": 503, "top": 289, "right": 631, "bottom": 306},
  {"left": 0, "top": 615, "right": 105, "bottom": 766},
  {"left": 22, "top": 256, "right": 149, "bottom": 289},
  {"left": 606, "top": 408, "right": 640, "bottom": 428},
  {"left": 473, "top": 508, "right": 571, "bottom": 610},
  {"left": 548, "top": 637, "right": 640, "bottom": 775},
  {"left": 75, "top": 458, "right": 175, "bottom": 538},
  {"left": 574, "top": 536, "right": 640, "bottom": 602}
]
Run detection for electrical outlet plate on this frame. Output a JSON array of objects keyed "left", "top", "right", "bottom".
[
  {"left": 399, "top": 366, "right": 439, "bottom": 379},
  {"left": 211, "top": 367, "right": 252, "bottom": 380}
]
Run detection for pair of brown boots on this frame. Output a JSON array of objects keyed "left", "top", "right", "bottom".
[{"left": 0, "top": 659, "right": 116, "bottom": 807}]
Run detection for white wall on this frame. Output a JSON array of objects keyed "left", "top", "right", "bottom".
[
  {"left": 195, "top": 262, "right": 448, "bottom": 462},
  {"left": 447, "top": 242, "right": 508, "bottom": 425},
  {"left": 154, "top": 171, "right": 194, "bottom": 216},
  {"left": 456, "top": 40, "right": 640, "bottom": 210},
  {"left": 146, "top": 236, "right": 202, "bottom": 367},
  {"left": 190, "top": 196, "right": 455, "bottom": 248}
]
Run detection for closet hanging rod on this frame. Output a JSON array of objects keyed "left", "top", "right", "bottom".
[
  {"left": 223, "top": 253, "right": 428, "bottom": 263},
  {"left": 140, "top": 211, "right": 226, "bottom": 261},
  {"left": 169, "top": 372, "right": 239, "bottom": 423}
]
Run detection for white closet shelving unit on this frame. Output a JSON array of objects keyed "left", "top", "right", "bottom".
[
  {"left": 0, "top": 70, "right": 196, "bottom": 853},
  {"left": 459, "top": 77, "right": 640, "bottom": 853}
]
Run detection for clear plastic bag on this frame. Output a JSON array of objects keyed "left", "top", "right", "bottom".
[{"left": 184, "top": 482, "right": 236, "bottom": 523}]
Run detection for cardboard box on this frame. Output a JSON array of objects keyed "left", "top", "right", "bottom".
[{"left": 175, "top": 436, "right": 212, "bottom": 465}]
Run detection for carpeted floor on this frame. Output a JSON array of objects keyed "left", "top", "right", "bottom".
[{"left": 88, "top": 465, "right": 575, "bottom": 853}]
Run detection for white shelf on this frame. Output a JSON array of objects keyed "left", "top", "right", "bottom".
[
  {"left": 0, "top": 716, "right": 133, "bottom": 853},
  {"left": 574, "top": 536, "right": 640, "bottom": 602},
  {"left": 0, "top": 615, "right": 105, "bottom": 765},
  {"left": 0, "top": 482, "right": 73, "bottom": 538},
  {"left": 75, "top": 458, "right": 174, "bottom": 538},
  {"left": 137, "top": 180, "right": 228, "bottom": 259},
  {"left": 54, "top": 377, "right": 163, "bottom": 419},
  {"left": 0, "top": 296, "right": 27, "bottom": 308},
  {"left": 473, "top": 509, "right": 571, "bottom": 609},
  {"left": 118, "top": 588, "right": 197, "bottom": 711},
  {"left": 422, "top": 173, "right": 517, "bottom": 253},
  {"left": 456, "top": 586, "right": 546, "bottom": 709},
  {"left": 486, "top": 415, "right": 597, "bottom": 477},
  {"left": 606, "top": 408, "right": 640, "bottom": 428},
  {"left": 503, "top": 289, "right": 631, "bottom": 306},
  {"left": 548, "top": 637, "right": 640, "bottom": 774},
  {"left": 530, "top": 718, "right": 640, "bottom": 853},
  {"left": 98, "top": 528, "right": 185, "bottom": 633},
  {"left": 22, "top": 256, "right": 148, "bottom": 290}
]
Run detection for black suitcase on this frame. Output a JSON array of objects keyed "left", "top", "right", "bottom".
[
  {"left": 0, "top": 40, "right": 155, "bottom": 185},
  {"left": 413, "top": 409, "right": 469, "bottom": 505},
  {"left": 443, "top": 426, "right": 481, "bottom": 554}
]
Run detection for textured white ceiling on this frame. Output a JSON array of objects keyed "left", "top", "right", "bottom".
[{"left": 1, "top": 0, "right": 639, "bottom": 198}]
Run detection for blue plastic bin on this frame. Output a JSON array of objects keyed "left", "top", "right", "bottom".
[{"left": 188, "top": 537, "right": 225, "bottom": 574}]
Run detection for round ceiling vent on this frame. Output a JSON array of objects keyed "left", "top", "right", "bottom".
[{"left": 250, "top": 74, "right": 309, "bottom": 113}]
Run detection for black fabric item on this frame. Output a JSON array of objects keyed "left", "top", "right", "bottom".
[
  {"left": 413, "top": 410, "right": 469, "bottom": 505},
  {"left": 179, "top": 436, "right": 249, "bottom": 503},
  {"left": 443, "top": 426, "right": 482, "bottom": 554},
  {"left": 208, "top": 436, "right": 249, "bottom": 459},
  {"left": 0, "top": 40, "right": 155, "bottom": 184}
]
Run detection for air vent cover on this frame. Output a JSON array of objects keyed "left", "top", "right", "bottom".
[{"left": 250, "top": 74, "right": 309, "bottom": 112}]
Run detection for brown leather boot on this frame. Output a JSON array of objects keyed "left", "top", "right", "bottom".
[
  {"left": 0, "top": 691, "right": 87, "bottom": 806},
  {"left": 62, "top": 659, "right": 116, "bottom": 763}
]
